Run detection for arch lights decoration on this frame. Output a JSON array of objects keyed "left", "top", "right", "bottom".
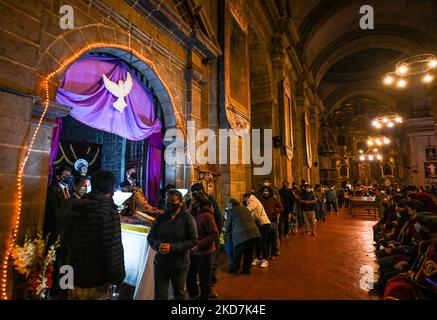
[{"left": 1, "top": 42, "right": 183, "bottom": 300}]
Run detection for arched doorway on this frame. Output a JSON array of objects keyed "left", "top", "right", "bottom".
[{"left": 49, "top": 47, "right": 179, "bottom": 205}]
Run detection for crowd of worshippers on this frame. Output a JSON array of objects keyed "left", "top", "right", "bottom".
[
  {"left": 372, "top": 185, "right": 437, "bottom": 300},
  {"left": 41, "top": 166, "right": 349, "bottom": 300}
]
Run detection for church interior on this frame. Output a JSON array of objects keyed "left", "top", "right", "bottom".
[{"left": 0, "top": 0, "right": 437, "bottom": 302}]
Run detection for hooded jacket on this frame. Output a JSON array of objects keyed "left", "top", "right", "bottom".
[
  {"left": 191, "top": 204, "right": 219, "bottom": 256},
  {"left": 246, "top": 195, "right": 271, "bottom": 225},
  {"left": 63, "top": 192, "right": 125, "bottom": 288}
]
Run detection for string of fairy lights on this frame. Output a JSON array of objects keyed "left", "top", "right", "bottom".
[{"left": 1, "top": 42, "right": 183, "bottom": 300}]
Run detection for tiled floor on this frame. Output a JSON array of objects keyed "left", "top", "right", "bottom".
[{"left": 215, "top": 208, "right": 380, "bottom": 300}]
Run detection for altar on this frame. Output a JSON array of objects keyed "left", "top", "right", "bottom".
[
  {"left": 121, "top": 223, "right": 155, "bottom": 300},
  {"left": 349, "top": 196, "right": 379, "bottom": 218}
]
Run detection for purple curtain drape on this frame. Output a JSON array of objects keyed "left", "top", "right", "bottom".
[
  {"left": 55, "top": 56, "right": 163, "bottom": 200},
  {"left": 56, "top": 56, "right": 162, "bottom": 141},
  {"left": 146, "top": 131, "right": 163, "bottom": 207},
  {"left": 48, "top": 118, "right": 62, "bottom": 184}
]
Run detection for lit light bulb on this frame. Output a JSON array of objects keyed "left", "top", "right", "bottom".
[
  {"left": 384, "top": 75, "right": 394, "bottom": 85},
  {"left": 387, "top": 122, "right": 394, "bottom": 128},
  {"left": 368, "top": 155, "right": 374, "bottom": 161},
  {"left": 375, "top": 122, "right": 382, "bottom": 129},
  {"left": 359, "top": 155, "right": 365, "bottom": 161},
  {"left": 373, "top": 148, "right": 378, "bottom": 153},
  {"left": 395, "top": 117, "right": 403, "bottom": 123},
  {"left": 382, "top": 118, "right": 389, "bottom": 123},
  {"left": 423, "top": 74, "right": 434, "bottom": 83},
  {"left": 372, "top": 120, "right": 379, "bottom": 127},
  {"left": 384, "top": 137, "right": 391, "bottom": 144},
  {"left": 375, "top": 139, "right": 382, "bottom": 145},
  {"left": 367, "top": 140, "right": 373, "bottom": 146},
  {"left": 428, "top": 60, "right": 437, "bottom": 68},
  {"left": 397, "top": 79, "right": 407, "bottom": 88},
  {"left": 359, "top": 150, "right": 363, "bottom": 154},
  {"left": 397, "top": 65, "right": 408, "bottom": 74},
  {"left": 376, "top": 154, "right": 382, "bottom": 160}
]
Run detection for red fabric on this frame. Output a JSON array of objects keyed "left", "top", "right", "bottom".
[
  {"left": 384, "top": 274, "right": 416, "bottom": 300},
  {"left": 417, "top": 192, "right": 437, "bottom": 214}
]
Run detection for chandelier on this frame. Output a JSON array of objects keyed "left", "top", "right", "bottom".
[
  {"left": 383, "top": 54, "right": 437, "bottom": 87},
  {"left": 366, "top": 136, "right": 391, "bottom": 146},
  {"left": 358, "top": 149, "right": 383, "bottom": 162},
  {"left": 371, "top": 111, "right": 403, "bottom": 129}
]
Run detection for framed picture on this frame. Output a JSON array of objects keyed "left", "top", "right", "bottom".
[
  {"left": 425, "top": 162, "right": 437, "bottom": 178},
  {"left": 425, "top": 147, "right": 437, "bottom": 161},
  {"left": 280, "top": 77, "right": 294, "bottom": 160},
  {"left": 224, "top": 0, "right": 250, "bottom": 136},
  {"left": 304, "top": 109, "right": 313, "bottom": 168}
]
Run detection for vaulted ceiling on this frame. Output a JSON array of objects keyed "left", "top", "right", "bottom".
[{"left": 290, "top": 0, "right": 437, "bottom": 114}]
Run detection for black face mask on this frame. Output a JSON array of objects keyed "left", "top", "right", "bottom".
[
  {"left": 61, "top": 176, "right": 73, "bottom": 186},
  {"left": 129, "top": 172, "right": 137, "bottom": 180},
  {"left": 400, "top": 209, "right": 409, "bottom": 219},
  {"left": 166, "top": 202, "right": 181, "bottom": 213}
]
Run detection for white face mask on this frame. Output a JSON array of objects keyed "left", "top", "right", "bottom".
[{"left": 86, "top": 184, "right": 92, "bottom": 193}]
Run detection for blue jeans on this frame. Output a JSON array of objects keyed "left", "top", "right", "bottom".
[
  {"left": 316, "top": 202, "right": 325, "bottom": 221},
  {"left": 225, "top": 240, "right": 234, "bottom": 267}
]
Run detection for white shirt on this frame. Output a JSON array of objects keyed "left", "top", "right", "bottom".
[
  {"left": 246, "top": 195, "right": 271, "bottom": 225},
  {"left": 58, "top": 182, "right": 70, "bottom": 199}
]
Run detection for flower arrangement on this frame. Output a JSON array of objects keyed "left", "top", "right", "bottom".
[{"left": 10, "top": 232, "right": 61, "bottom": 299}]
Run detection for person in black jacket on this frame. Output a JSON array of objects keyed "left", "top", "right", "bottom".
[
  {"left": 279, "top": 181, "right": 294, "bottom": 238},
  {"left": 148, "top": 189, "right": 198, "bottom": 300},
  {"left": 63, "top": 170, "right": 125, "bottom": 300},
  {"left": 186, "top": 192, "right": 219, "bottom": 300},
  {"left": 188, "top": 183, "right": 222, "bottom": 298},
  {"left": 224, "top": 199, "right": 260, "bottom": 275}
]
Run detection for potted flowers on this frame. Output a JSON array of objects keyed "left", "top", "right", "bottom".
[{"left": 10, "top": 232, "right": 61, "bottom": 299}]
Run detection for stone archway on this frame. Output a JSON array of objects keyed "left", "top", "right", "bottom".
[{"left": 35, "top": 26, "right": 188, "bottom": 186}]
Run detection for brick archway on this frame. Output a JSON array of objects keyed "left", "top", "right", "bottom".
[{"left": 35, "top": 24, "right": 184, "bottom": 135}]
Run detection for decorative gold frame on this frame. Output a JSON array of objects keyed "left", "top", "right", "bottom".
[
  {"left": 225, "top": 0, "right": 250, "bottom": 136},
  {"left": 281, "top": 77, "right": 294, "bottom": 160},
  {"left": 304, "top": 109, "right": 313, "bottom": 168}
]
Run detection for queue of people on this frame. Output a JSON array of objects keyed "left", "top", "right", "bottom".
[{"left": 44, "top": 164, "right": 437, "bottom": 301}]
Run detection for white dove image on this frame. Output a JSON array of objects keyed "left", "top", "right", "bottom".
[{"left": 102, "top": 72, "right": 133, "bottom": 113}]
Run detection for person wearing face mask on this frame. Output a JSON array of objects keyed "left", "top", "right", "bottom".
[
  {"left": 42, "top": 166, "right": 74, "bottom": 299},
  {"left": 120, "top": 166, "right": 163, "bottom": 218},
  {"left": 72, "top": 176, "right": 91, "bottom": 200},
  {"left": 147, "top": 189, "right": 198, "bottom": 300},
  {"left": 64, "top": 170, "right": 125, "bottom": 300},
  {"left": 258, "top": 177, "right": 281, "bottom": 200},
  {"left": 300, "top": 184, "right": 318, "bottom": 236},
  {"left": 243, "top": 192, "right": 272, "bottom": 268},
  {"left": 378, "top": 201, "right": 425, "bottom": 269},
  {"left": 120, "top": 166, "right": 138, "bottom": 190},
  {"left": 43, "top": 166, "right": 74, "bottom": 243},
  {"left": 259, "top": 186, "right": 283, "bottom": 258},
  {"left": 186, "top": 191, "right": 219, "bottom": 300}
]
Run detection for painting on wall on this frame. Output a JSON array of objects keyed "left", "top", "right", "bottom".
[
  {"left": 425, "top": 162, "right": 437, "bottom": 178},
  {"left": 282, "top": 77, "right": 294, "bottom": 160},
  {"left": 425, "top": 147, "right": 437, "bottom": 161},
  {"left": 304, "top": 109, "right": 313, "bottom": 168},
  {"left": 225, "top": 0, "right": 250, "bottom": 136}
]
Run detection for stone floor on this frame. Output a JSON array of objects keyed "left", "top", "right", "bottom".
[{"left": 214, "top": 208, "right": 380, "bottom": 300}]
